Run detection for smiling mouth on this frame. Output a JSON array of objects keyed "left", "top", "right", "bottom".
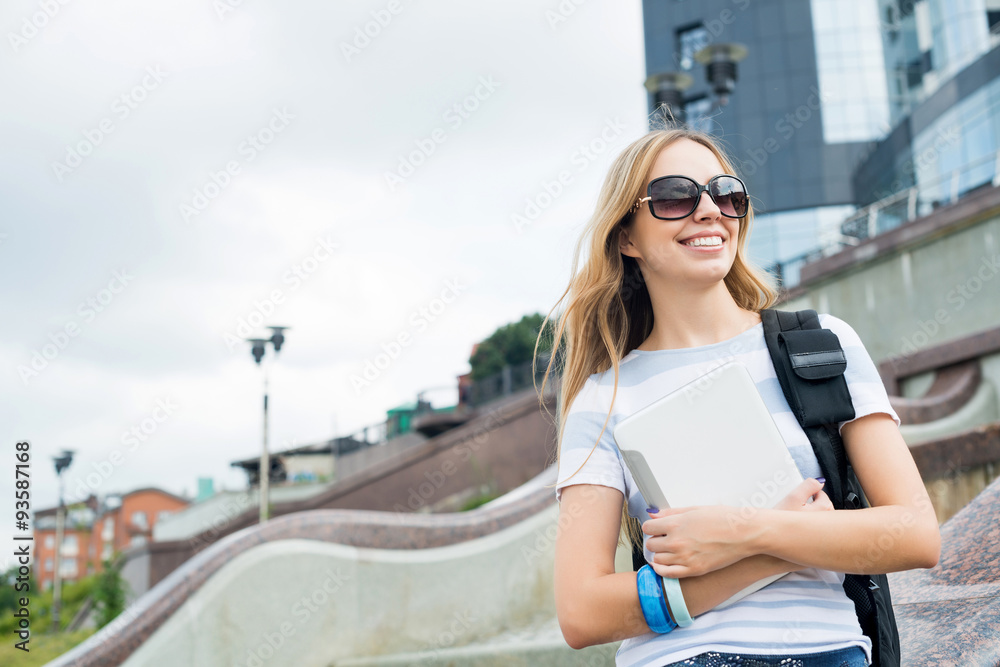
[{"left": 681, "top": 236, "right": 724, "bottom": 247}]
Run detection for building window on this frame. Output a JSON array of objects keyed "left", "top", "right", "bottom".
[
  {"left": 988, "top": 0, "right": 1000, "bottom": 33},
  {"left": 684, "top": 96, "right": 714, "bottom": 134},
  {"left": 677, "top": 24, "right": 710, "bottom": 71},
  {"left": 132, "top": 511, "right": 148, "bottom": 531},
  {"left": 130, "top": 535, "right": 147, "bottom": 548},
  {"left": 156, "top": 510, "right": 173, "bottom": 523},
  {"left": 102, "top": 517, "right": 115, "bottom": 541},
  {"left": 102, "top": 544, "right": 113, "bottom": 561},
  {"left": 45, "top": 558, "right": 53, "bottom": 572},
  {"left": 61, "top": 534, "right": 78, "bottom": 556},
  {"left": 59, "top": 559, "right": 77, "bottom": 578},
  {"left": 44, "top": 535, "right": 54, "bottom": 549}
]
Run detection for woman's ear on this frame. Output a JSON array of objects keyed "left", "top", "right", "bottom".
[{"left": 619, "top": 226, "right": 640, "bottom": 259}]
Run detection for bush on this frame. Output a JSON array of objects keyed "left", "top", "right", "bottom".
[{"left": 92, "top": 559, "right": 128, "bottom": 629}]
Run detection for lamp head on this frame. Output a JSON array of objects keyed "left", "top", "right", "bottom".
[
  {"left": 268, "top": 326, "right": 289, "bottom": 353},
  {"left": 694, "top": 43, "right": 748, "bottom": 103},
  {"left": 53, "top": 450, "right": 74, "bottom": 475},
  {"left": 247, "top": 338, "right": 269, "bottom": 364}
]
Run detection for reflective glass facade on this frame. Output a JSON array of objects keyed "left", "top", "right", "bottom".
[
  {"left": 642, "top": 0, "right": 1000, "bottom": 287},
  {"left": 878, "top": 0, "right": 996, "bottom": 124},
  {"left": 748, "top": 205, "right": 856, "bottom": 281},
  {"left": 810, "top": 0, "right": 892, "bottom": 142},
  {"left": 912, "top": 74, "right": 1000, "bottom": 205}
]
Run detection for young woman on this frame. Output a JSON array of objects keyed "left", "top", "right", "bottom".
[{"left": 536, "top": 128, "right": 940, "bottom": 667}]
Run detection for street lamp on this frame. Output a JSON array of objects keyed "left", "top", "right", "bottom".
[
  {"left": 245, "top": 326, "right": 289, "bottom": 523},
  {"left": 51, "top": 449, "right": 74, "bottom": 632},
  {"left": 694, "top": 42, "right": 748, "bottom": 107},
  {"left": 645, "top": 43, "right": 749, "bottom": 130},
  {"left": 644, "top": 71, "right": 694, "bottom": 124}
]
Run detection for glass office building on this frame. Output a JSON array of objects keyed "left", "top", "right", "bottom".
[{"left": 642, "top": 0, "right": 1000, "bottom": 286}]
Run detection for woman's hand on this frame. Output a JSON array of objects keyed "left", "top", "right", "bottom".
[
  {"left": 774, "top": 477, "right": 834, "bottom": 512},
  {"left": 643, "top": 478, "right": 833, "bottom": 578}
]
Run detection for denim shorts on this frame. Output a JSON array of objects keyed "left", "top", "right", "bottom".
[{"left": 663, "top": 646, "right": 869, "bottom": 667}]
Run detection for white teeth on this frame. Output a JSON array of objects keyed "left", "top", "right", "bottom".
[{"left": 684, "top": 236, "right": 723, "bottom": 247}]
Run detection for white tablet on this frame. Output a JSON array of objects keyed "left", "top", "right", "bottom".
[{"left": 612, "top": 360, "right": 804, "bottom": 607}]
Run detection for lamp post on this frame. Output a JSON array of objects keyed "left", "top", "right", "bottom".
[
  {"left": 645, "top": 43, "right": 748, "bottom": 130},
  {"left": 693, "top": 43, "right": 748, "bottom": 108},
  {"left": 644, "top": 71, "right": 694, "bottom": 124},
  {"left": 246, "top": 326, "right": 289, "bottom": 524},
  {"left": 51, "top": 450, "right": 74, "bottom": 633}
]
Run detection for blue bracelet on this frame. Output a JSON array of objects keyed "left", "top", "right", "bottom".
[
  {"left": 661, "top": 575, "right": 693, "bottom": 627},
  {"left": 636, "top": 565, "right": 677, "bottom": 634}
]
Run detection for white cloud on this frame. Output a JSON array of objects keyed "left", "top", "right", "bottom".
[{"left": 0, "top": 0, "right": 646, "bottom": 550}]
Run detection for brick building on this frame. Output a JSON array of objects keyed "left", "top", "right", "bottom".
[
  {"left": 34, "top": 496, "right": 99, "bottom": 591},
  {"left": 34, "top": 487, "right": 189, "bottom": 590}
]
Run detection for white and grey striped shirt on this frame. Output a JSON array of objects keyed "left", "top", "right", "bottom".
[{"left": 556, "top": 314, "right": 898, "bottom": 667}]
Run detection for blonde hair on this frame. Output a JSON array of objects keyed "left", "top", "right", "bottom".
[{"left": 533, "top": 127, "right": 777, "bottom": 548}]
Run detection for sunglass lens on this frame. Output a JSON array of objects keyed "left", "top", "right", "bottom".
[
  {"left": 649, "top": 178, "right": 697, "bottom": 219},
  {"left": 711, "top": 177, "right": 748, "bottom": 217}
]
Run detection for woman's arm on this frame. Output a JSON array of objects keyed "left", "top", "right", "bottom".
[
  {"left": 555, "top": 483, "right": 808, "bottom": 649},
  {"left": 644, "top": 413, "right": 941, "bottom": 578}
]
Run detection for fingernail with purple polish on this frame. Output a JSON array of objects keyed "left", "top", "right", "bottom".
[
  {"left": 646, "top": 506, "right": 659, "bottom": 514},
  {"left": 816, "top": 477, "right": 826, "bottom": 484}
]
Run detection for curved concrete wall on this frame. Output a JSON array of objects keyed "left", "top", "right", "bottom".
[
  {"left": 122, "top": 507, "right": 559, "bottom": 667},
  {"left": 130, "top": 388, "right": 557, "bottom": 592}
]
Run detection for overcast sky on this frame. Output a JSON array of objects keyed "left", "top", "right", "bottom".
[{"left": 0, "top": 0, "right": 649, "bottom": 559}]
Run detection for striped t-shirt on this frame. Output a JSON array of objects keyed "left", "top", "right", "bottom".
[{"left": 555, "top": 314, "right": 899, "bottom": 667}]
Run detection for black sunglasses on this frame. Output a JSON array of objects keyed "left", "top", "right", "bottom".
[{"left": 630, "top": 174, "right": 750, "bottom": 220}]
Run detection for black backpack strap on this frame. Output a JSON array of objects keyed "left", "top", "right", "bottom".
[
  {"left": 760, "top": 308, "right": 855, "bottom": 507},
  {"left": 762, "top": 308, "right": 901, "bottom": 667}
]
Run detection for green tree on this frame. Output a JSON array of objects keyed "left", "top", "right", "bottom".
[
  {"left": 0, "top": 567, "right": 19, "bottom": 614},
  {"left": 469, "top": 313, "right": 554, "bottom": 380},
  {"left": 91, "top": 559, "right": 128, "bottom": 629}
]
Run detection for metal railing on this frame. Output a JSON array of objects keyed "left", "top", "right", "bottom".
[
  {"left": 769, "top": 149, "right": 1000, "bottom": 288},
  {"left": 466, "top": 353, "right": 553, "bottom": 407},
  {"left": 327, "top": 351, "right": 557, "bottom": 457}
]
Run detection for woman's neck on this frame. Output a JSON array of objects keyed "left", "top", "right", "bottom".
[{"left": 637, "top": 281, "right": 760, "bottom": 351}]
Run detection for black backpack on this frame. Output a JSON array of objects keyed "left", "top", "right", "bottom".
[{"left": 631, "top": 308, "right": 901, "bottom": 666}]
